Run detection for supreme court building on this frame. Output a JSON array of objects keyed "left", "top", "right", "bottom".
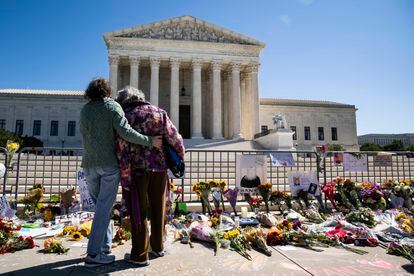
[
  {"left": 0, "top": 16, "right": 359, "bottom": 150},
  {"left": 104, "top": 15, "right": 264, "bottom": 140}
]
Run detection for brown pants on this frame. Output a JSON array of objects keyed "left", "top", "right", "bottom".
[{"left": 129, "top": 171, "right": 167, "bottom": 262}]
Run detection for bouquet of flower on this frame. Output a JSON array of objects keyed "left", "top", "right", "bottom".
[
  {"left": 395, "top": 212, "right": 414, "bottom": 235},
  {"left": 0, "top": 218, "right": 35, "bottom": 254},
  {"left": 277, "top": 219, "right": 294, "bottom": 232},
  {"left": 20, "top": 183, "right": 44, "bottom": 215},
  {"left": 345, "top": 207, "right": 377, "bottom": 228},
  {"left": 243, "top": 227, "right": 271, "bottom": 256},
  {"left": 247, "top": 196, "right": 263, "bottom": 212},
  {"left": 269, "top": 190, "right": 292, "bottom": 211},
  {"left": 257, "top": 183, "right": 272, "bottom": 213},
  {"left": 6, "top": 140, "right": 19, "bottom": 169},
  {"left": 41, "top": 238, "right": 69, "bottom": 254},
  {"left": 209, "top": 181, "right": 226, "bottom": 211},
  {"left": 303, "top": 207, "right": 326, "bottom": 224},
  {"left": 266, "top": 227, "right": 286, "bottom": 246},
  {"left": 193, "top": 181, "right": 212, "bottom": 215},
  {"left": 170, "top": 182, "right": 184, "bottom": 217},
  {"left": 334, "top": 178, "right": 357, "bottom": 211},
  {"left": 39, "top": 205, "right": 61, "bottom": 222},
  {"left": 387, "top": 242, "right": 414, "bottom": 262},
  {"left": 358, "top": 182, "right": 386, "bottom": 210},
  {"left": 223, "top": 228, "right": 252, "bottom": 260},
  {"left": 112, "top": 227, "right": 131, "bottom": 246},
  {"left": 322, "top": 181, "right": 336, "bottom": 209},
  {"left": 223, "top": 187, "right": 239, "bottom": 216},
  {"left": 60, "top": 225, "right": 83, "bottom": 241}
]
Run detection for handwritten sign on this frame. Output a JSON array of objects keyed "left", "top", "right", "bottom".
[
  {"left": 373, "top": 155, "right": 393, "bottom": 167},
  {"left": 76, "top": 169, "right": 95, "bottom": 211},
  {"left": 0, "top": 195, "right": 16, "bottom": 219},
  {"left": 343, "top": 153, "right": 368, "bottom": 172},
  {"left": 270, "top": 153, "right": 295, "bottom": 166}
]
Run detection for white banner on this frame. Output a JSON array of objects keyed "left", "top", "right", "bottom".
[
  {"left": 76, "top": 169, "right": 95, "bottom": 211},
  {"left": 343, "top": 153, "right": 368, "bottom": 172}
]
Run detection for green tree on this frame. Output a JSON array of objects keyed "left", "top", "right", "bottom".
[
  {"left": 0, "top": 129, "right": 22, "bottom": 148},
  {"left": 327, "top": 144, "right": 345, "bottom": 151},
  {"left": 383, "top": 140, "right": 404, "bottom": 151},
  {"left": 405, "top": 144, "right": 414, "bottom": 152},
  {"left": 360, "top": 143, "right": 383, "bottom": 151}
]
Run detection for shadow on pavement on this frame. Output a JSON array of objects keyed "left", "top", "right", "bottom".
[
  {"left": 5, "top": 258, "right": 83, "bottom": 276},
  {"left": 402, "top": 264, "right": 414, "bottom": 274},
  {"left": 5, "top": 258, "right": 151, "bottom": 276}
]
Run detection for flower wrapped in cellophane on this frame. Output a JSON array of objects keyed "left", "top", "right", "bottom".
[
  {"left": 192, "top": 181, "right": 212, "bottom": 215},
  {"left": 223, "top": 187, "right": 239, "bottom": 216},
  {"left": 243, "top": 227, "right": 271, "bottom": 256},
  {"left": 257, "top": 182, "right": 272, "bottom": 213},
  {"left": 345, "top": 207, "right": 377, "bottom": 228},
  {"left": 223, "top": 228, "right": 252, "bottom": 260}
]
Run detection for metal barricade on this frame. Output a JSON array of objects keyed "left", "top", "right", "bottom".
[
  {"left": 15, "top": 147, "right": 83, "bottom": 202},
  {"left": 323, "top": 151, "right": 414, "bottom": 184},
  {"left": 0, "top": 147, "right": 9, "bottom": 197},
  {"left": 179, "top": 149, "right": 319, "bottom": 202}
]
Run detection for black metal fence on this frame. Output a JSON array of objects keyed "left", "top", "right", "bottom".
[{"left": 1, "top": 147, "right": 413, "bottom": 204}]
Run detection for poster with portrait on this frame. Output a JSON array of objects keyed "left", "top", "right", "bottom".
[
  {"left": 236, "top": 155, "right": 267, "bottom": 194},
  {"left": 288, "top": 171, "right": 320, "bottom": 197},
  {"left": 343, "top": 153, "right": 368, "bottom": 172},
  {"left": 333, "top": 153, "right": 343, "bottom": 166}
]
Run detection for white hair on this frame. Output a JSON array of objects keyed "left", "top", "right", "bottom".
[{"left": 116, "top": 86, "right": 146, "bottom": 108}]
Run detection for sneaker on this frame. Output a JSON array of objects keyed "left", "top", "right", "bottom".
[
  {"left": 124, "top": 253, "right": 150, "bottom": 267},
  {"left": 150, "top": 250, "right": 165, "bottom": 258},
  {"left": 85, "top": 253, "right": 115, "bottom": 267},
  {"left": 103, "top": 249, "right": 112, "bottom": 255}
]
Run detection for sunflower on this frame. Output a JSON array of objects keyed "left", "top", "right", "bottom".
[
  {"left": 169, "top": 182, "right": 176, "bottom": 191},
  {"left": 71, "top": 231, "right": 83, "bottom": 241}
]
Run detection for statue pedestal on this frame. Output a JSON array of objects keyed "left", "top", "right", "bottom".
[{"left": 254, "top": 129, "right": 295, "bottom": 151}]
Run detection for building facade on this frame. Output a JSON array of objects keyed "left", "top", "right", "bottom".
[
  {"left": 358, "top": 133, "right": 414, "bottom": 147},
  {"left": 104, "top": 15, "right": 265, "bottom": 140},
  {"left": 259, "top": 98, "right": 359, "bottom": 151}
]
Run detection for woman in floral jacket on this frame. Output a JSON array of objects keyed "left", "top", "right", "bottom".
[{"left": 115, "top": 86, "right": 185, "bottom": 267}]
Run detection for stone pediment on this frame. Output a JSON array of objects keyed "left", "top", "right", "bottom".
[{"left": 105, "top": 15, "right": 265, "bottom": 47}]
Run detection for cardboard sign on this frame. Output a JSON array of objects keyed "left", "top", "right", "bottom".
[
  {"left": 343, "top": 153, "right": 368, "bottom": 172},
  {"left": 0, "top": 195, "right": 16, "bottom": 219},
  {"left": 288, "top": 171, "right": 320, "bottom": 197},
  {"left": 270, "top": 153, "right": 295, "bottom": 166},
  {"left": 236, "top": 155, "right": 267, "bottom": 194},
  {"left": 76, "top": 169, "right": 95, "bottom": 211},
  {"left": 373, "top": 155, "right": 393, "bottom": 167}
]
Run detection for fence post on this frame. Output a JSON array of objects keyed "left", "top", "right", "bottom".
[
  {"left": 14, "top": 151, "right": 22, "bottom": 202},
  {"left": 1, "top": 147, "right": 9, "bottom": 196}
]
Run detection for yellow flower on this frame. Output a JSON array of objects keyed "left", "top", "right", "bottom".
[
  {"left": 210, "top": 217, "right": 219, "bottom": 227},
  {"left": 71, "top": 231, "right": 83, "bottom": 241},
  {"left": 6, "top": 141, "right": 19, "bottom": 152},
  {"left": 43, "top": 209, "right": 53, "bottom": 222},
  {"left": 223, "top": 229, "right": 240, "bottom": 240},
  {"left": 396, "top": 213, "right": 408, "bottom": 221},
  {"left": 169, "top": 182, "right": 176, "bottom": 191},
  {"left": 81, "top": 221, "right": 92, "bottom": 237}
]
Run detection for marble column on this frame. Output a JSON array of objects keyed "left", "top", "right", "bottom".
[
  {"left": 212, "top": 60, "right": 223, "bottom": 139},
  {"left": 250, "top": 64, "right": 260, "bottom": 135},
  {"left": 245, "top": 72, "right": 253, "bottom": 139},
  {"left": 108, "top": 55, "right": 119, "bottom": 98},
  {"left": 129, "top": 56, "right": 140, "bottom": 89},
  {"left": 170, "top": 58, "right": 180, "bottom": 128},
  {"left": 227, "top": 72, "right": 233, "bottom": 138},
  {"left": 221, "top": 73, "right": 228, "bottom": 139},
  {"left": 191, "top": 59, "right": 203, "bottom": 139},
  {"left": 150, "top": 57, "right": 161, "bottom": 106},
  {"left": 240, "top": 72, "right": 247, "bottom": 139},
  {"left": 231, "top": 62, "right": 243, "bottom": 139}
]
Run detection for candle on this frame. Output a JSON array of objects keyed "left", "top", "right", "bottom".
[
  {"left": 241, "top": 207, "right": 248, "bottom": 218},
  {"left": 234, "top": 216, "right": 240, "bottom": 228}
]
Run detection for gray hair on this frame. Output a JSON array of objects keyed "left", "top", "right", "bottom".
[{"left": 116, "top": 86, "right": 146, "bottom": 108}]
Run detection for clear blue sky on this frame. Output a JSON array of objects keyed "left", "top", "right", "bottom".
[{"left": 1, "top": 0, "right": 413, "bottom": 135}]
